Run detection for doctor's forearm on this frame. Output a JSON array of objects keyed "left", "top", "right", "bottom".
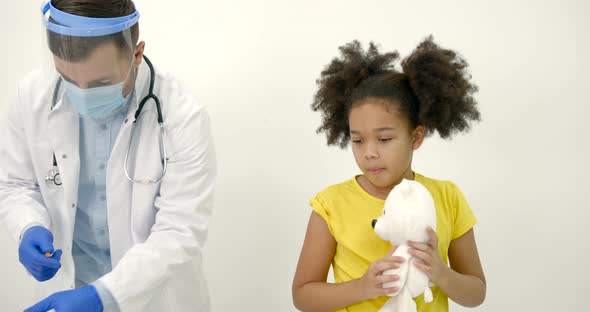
[
  {"left": 293, "top": 279, "right": 366, "bottom": 312},
  {"left": 436, "top": 268, "right": 486, "bottom": 307}
]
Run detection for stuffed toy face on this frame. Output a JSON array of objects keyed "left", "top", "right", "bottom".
[{"left": 373, "top": 179, "right": 437, "bottom": 245}]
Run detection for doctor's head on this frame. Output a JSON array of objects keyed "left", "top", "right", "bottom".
[{"left": 45, "top": 0, "right": 144, "bottom": 94}]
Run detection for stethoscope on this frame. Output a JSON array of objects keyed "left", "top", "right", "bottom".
[{"left": 45, "top": 55, "right": 167, "bottom": 188}]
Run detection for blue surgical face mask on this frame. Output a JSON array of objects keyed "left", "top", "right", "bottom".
[{"left": 63, "top": 79, "right": 129, "bottom": 119}]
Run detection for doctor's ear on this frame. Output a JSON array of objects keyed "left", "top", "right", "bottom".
[{"left": 133, "top": 41, "right": 146, "bottom": 66}]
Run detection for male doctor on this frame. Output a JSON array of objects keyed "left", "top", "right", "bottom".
[{"left": 0, "top": 1, "right": 216, "bottom": 311}]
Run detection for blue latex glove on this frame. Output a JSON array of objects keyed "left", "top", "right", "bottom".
[
  {"left": 18, "top": 226, "right": 62, "bottom": 281},
  {"left": 24, "top": 285, "right": 103, "bottom": 312}
]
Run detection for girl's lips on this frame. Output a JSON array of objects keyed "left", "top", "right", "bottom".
[{"left": 367, "top": 168, "right": 384, "bottom": 174}]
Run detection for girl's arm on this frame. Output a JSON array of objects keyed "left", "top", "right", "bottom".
[
  {"left": 439, "top": 228, "right": 486, "bottom": 307},
  {"left": 292, "top": 212, "right": 402, "bottom": 312},
  {"left": 409, "top": 227, "right": 486, "bottom": 308}
]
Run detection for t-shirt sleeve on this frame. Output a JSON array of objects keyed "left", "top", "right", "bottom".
[
  {"left": 309, "top": 194, "right": 335, "bottom": 236},
  {"left": 449, "top": 182, "right": 477, "bottom": 240}
]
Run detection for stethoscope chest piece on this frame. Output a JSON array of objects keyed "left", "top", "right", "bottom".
[{"left": 45, "top": 166, "right": 62, "bottom": 188}]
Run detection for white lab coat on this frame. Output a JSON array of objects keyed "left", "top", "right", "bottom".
[{"left": 0, "top": 60, "right": 216, "bottom": 311}]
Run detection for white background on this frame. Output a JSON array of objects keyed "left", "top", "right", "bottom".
[{"left": 1, "top": 0, "right": 589, "bottom": 311}]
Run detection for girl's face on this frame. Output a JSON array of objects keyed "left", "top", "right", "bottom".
[{"left": 349, "top": 99, "right": 424, "bottom": 195}]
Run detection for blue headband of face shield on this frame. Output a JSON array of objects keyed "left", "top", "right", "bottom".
[
  {"left": 41, "top": 1, "right": 139, "bottom": 118},
  {"left": 41, "top": 0, "right": 140, "bottom": 37}
]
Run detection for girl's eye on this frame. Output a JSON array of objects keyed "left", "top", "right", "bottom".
[
  {"left": 351, "top": 138, "right": 362, "bottom": 144},
  {"left": 379, "top": 138, "right": 392, "bottom": 142}
]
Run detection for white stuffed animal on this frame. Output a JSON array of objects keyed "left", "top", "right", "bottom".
[{"left": 372, "top": 179, "right": 437, "bottom": 312}]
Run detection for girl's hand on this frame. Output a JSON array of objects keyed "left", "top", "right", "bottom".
[
  {"left": 408, "top": 226, "right": 450, "bottom": 285},
  {"left": 355, "top": 246, "right": 405, "bottom": 300}
]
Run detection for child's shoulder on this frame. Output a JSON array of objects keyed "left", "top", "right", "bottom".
[
  {"left": 416, "top": 173, "right": 477, "bottom": 237},
  {"left": 314, "top": 177, "right": 358, "bottom": 199},
  {"left": 310, "top": 176, "right": 379, "bottom": 221},
  {"left": 414, "top": 172, "right": 463, "bottom": 198}
]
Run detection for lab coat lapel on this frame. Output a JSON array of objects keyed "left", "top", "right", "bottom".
[
  {"left": 47, "top": 97, "right": 80, "bottom": 234},
  {"left": 107, "top": 60, "right": 151, "bottom": 265}
]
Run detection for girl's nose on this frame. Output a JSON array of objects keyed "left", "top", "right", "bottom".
[{"left": 364, "top": 143, "right": 378, "bottom": 159}]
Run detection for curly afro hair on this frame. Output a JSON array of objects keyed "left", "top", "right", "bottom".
[{"left": 311, "top": 36, "right": 480, "bottom": 148}]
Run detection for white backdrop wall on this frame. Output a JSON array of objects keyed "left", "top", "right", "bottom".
[{"left": 0, "top": 0, "right": 588, "bottom": 311}]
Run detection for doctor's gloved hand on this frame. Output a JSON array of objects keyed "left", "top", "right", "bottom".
[
  {"left": 18, "top": 226, "right": 62, "bottom": 282},
  {"left": 24, "top": 285, "right": 103, "bottom": 312}
]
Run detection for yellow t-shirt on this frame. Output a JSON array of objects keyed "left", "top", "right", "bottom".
[{"left": 309, "top": 172, "right": 477, "bottom": 312}]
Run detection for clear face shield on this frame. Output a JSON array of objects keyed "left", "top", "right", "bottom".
[{"left": 41, "top": 0, "right": 140, "bottom": 119}]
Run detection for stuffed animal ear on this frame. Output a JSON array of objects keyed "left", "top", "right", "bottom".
[{"left": 397, "top": 179, "right": 412, "bottom": 198}]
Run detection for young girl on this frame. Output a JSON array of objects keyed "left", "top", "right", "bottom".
[{"left": 292, "top": 36, "right": 486, "bottom": 312}]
